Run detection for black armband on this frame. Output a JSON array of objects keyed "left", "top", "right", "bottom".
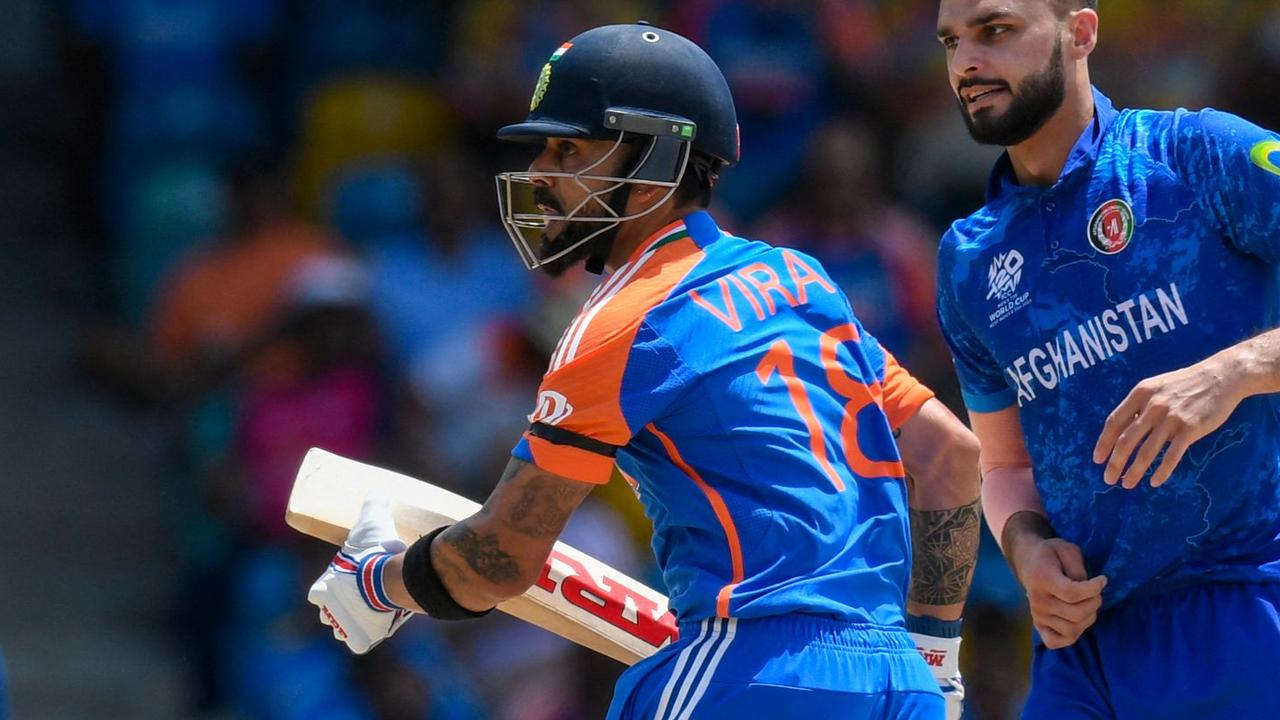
[
  {"left": 528, "top": 421, "right": 619, "bottom": 457},
  {"left": 402, "top": 526, "right": 494, "bottom": 621}
]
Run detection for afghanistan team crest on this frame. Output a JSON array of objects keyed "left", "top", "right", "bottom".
[{"left": 1087, "top": 198, "right": 1134, "bottom": 254}]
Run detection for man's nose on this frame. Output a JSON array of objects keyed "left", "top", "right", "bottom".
[
  {"left": 527, "top": 147, "right": 556, "bottom": 185},
  {"left": 951, "top": 41, "right": 983, "bottom": 81}
]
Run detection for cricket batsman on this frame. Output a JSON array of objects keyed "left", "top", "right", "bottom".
[{"left": 309, "top": 23, "right": 983, "bottom": 719}]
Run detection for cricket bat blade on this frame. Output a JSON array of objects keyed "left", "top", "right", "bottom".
[{"left": 286, "top": 448, "right": 678, "bottom": 665}]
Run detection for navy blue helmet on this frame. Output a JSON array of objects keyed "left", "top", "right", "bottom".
[
  {"left": 495, "top": 24, "right": 738, "bottom": 272},
  {"left": 498, "top": 23, "right": 739, "bottom": 168}
]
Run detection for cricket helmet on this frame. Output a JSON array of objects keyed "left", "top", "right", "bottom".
[{"left": 495, "top": 23, "right": 738, "bottom": 271}]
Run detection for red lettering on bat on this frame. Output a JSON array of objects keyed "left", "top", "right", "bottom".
[{"left": 535, "top": 549, "right": 679, "bottom": 649}]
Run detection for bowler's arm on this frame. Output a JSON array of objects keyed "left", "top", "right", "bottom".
[
  {"left": 1093, "top": 328, "right": 1280, "bottom": 488},
  {"left": 969, "top": 407, "right": 1054, "bottom": 570},
  {"left": 384, "top": 458, "right": 594, "bottom": 612},
  {"left": 974, "top": 406, "right": 1109, "bottom": 648}
]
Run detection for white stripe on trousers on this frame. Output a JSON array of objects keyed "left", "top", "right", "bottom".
[
  {"left": 653, "top": 620, "right": 714, "bottom": 720},
  {"left": 653, "top": 618, "right": 738, "bottom": 720},
  {"left": 673, "top": 618, "right": 737, "bottom": 720}
]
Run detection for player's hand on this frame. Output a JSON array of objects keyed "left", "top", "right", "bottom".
[
  {"left": 907, "top": 617, "right": 964, "bottom": 720},
  {"left": 1010, "top": 536, "right": 1106, "bottom": 649},
  {"left": 1092, "top": 357, "right": 1243, "bottom": 488},
  {"left": 307, "top": 493, "right": 414, "bottom": 654}
]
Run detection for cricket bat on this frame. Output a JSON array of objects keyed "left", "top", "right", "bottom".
[{"left": 286, "top": 448, "right": 678, "bottom": 665}]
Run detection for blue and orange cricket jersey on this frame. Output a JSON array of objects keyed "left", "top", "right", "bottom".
[{"left": 513, "top": 210, "right": 934, "bottom": 626}]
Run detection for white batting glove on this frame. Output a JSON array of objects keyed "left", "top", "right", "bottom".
[
  {"left": 308, "top": 493, "right": 414, "bottom": 654},
  {"left": 908, "top": 617, "right": 964, "bottom": 720}
]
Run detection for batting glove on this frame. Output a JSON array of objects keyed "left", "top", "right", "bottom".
[
  {"left": 308, "top": 493, "right": 414, "bottom": 654},
  {"left": 908, "top": 616, "right": 964, "bottom": 720}
]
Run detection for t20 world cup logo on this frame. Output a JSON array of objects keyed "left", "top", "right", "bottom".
[{"left": 987, "top": 250, "right": 1025, "bottom": 301}]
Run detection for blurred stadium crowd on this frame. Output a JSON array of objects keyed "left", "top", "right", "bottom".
[{"left": 29, "top": 0, "right": 1280, "bottom": 718}]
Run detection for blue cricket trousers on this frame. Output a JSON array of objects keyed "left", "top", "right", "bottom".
[
  {"left": 607, "top": 614, "right": 943, "bottom": 719},
  {"left": 1023, "top": 581, "right": 1280, "bottom": 719}
]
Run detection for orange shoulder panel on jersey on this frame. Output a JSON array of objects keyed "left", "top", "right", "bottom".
[
  {"left": 880, "top": 349, "right": 935, "bottom": 431},
  {"left": 524, "top": 231, "right": 705, "bottom": 484}
]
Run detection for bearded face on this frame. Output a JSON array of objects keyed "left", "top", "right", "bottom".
[
  {"left": 530, "top": 185, "right": 622, "bottom": 277},
  {"left": 956, "top": 39, "right": 1067, "bottom": 147}
]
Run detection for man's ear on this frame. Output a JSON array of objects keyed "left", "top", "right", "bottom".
[
  {"left": 627, "top": 183, "right": 666, "bottom": 213},
  {"left": 1067, "top": 8, "right": 1099, "bottom": 60}
]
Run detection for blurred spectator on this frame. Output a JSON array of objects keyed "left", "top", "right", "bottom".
[
  {"left": 756, "top": 119, "right": 952, "bottom": 390},
  {"left": 295, "top": 76, "right": 453, "bottom": 218},
  {"left": 231, "top": 254, "right": 386, "bottom": 543},
  {"left": 892, "top": 87, "right": 1003, "bottom": 230},
  {"left": 72, "top": 164, "right": 335, "bottom": 409},
  {"left": 330, "top": 157, "right": 538, "bottom": 492},
  {"left": 142, "top": 167, "right": 338, "bottom": 714},
  {"left": 671, "top": 0, "right": 828, "bottom": 225},
  {"left": 148, "top": 166, "right": 335, "bottom": 386}
]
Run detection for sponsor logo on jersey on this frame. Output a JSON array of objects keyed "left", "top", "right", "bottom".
[
  {"left": 1004, "top": 283, "right": 1189, "bottom": 406},
  {"left": 1250, "top": 139, "right": 1280, "bottom": 178},
  {"left": 986, "top": 250, "right": 1031, "bottom": 326},
  {"left": 1088, "top": 199, "right": 1135, "bottom": 254},
  {"left": 529, "top": 390, "right": 574, "bottom": 425}
]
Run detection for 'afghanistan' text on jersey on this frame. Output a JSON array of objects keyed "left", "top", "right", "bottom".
[{"left": 938, "top": 88, "right": 1280, "bottom": 605}]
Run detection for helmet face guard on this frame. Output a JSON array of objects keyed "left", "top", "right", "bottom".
[{"left": 495, "top": 108, "right": 694, "bottom": 271}]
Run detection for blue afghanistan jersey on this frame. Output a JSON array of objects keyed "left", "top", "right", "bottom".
[
  {"left": 514, "top": 211, "right": 935, "bottom": 625},
  {"left": 938, "top": 88, "right": 1280, "bottom": 606}
]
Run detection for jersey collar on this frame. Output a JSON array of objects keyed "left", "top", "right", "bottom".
[
  {"left": 985, "top": 86, "right": 1119, "bottom": 203},
  {"left": 622, "top": 210, "right": 721, "bottom": 265}
]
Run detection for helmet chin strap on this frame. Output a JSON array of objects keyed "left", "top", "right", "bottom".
[{"left": 584, "top": 182, "right": 634, "bottom": 275}]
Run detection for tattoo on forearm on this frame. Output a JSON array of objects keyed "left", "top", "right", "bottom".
[
  {"left": 506, "top": 473, "right": 583, "bottom": 539},
  {"left": 441, "top": 526, "right": 521, "bottom": 585},
  {"left": 909, "top": 499, "right": 982, "bottom": 606}
]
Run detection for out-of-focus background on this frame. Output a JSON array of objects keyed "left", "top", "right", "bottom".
[{"left": 1, "top": 0, "right": 1277, "bottom": 718}]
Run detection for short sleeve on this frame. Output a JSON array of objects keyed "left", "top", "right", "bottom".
[
  {"left": 513, "top": 319, "right": 692, "bottom": 484},
  {"left": 937, "top": 236, "right": 1015, "bottom": 413},
  {"left": 879, "top": 349, "right": 936, "bottom": 430},
  {"left": 1178, "top": 108, "right": 1280, "bottom": 263}
]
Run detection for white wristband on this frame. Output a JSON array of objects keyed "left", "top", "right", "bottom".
[{"left": 909, "top": 632, "right": 961, "bottom": 677}]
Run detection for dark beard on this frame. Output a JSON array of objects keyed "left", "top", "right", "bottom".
[
  {"left": 537, "top": 221, "right": 619, "bottom": 277},
  {"left": 532, "top": 185, "right": 627, "bottom": 277},
  {"left": 958, "top": 41, "right": 1066, "bottom": 146}
]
